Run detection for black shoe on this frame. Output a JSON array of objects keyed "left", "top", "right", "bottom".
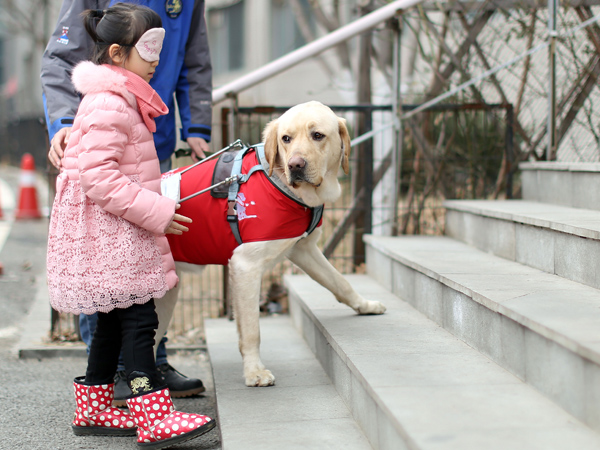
[
  {"left": 113, "top": 370, "right": 131, "bottom": 407},
  {"left": 156, "top": 363, "right": 205, "bottom": 398}
]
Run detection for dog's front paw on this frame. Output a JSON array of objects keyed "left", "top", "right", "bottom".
[
  {"left": 245, "top": 369, "right": 275, "bottom": 387},
  {"left": 357, "top": 300, "right": 386, "bottom": 315}
]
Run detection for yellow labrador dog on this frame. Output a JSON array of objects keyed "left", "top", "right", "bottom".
[{"left": 157, "top": 101, "right": 386, "bottom": 387}]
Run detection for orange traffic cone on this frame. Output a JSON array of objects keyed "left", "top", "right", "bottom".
[{"left": 15, "top": 153, "right": 42, "bottom": 220}]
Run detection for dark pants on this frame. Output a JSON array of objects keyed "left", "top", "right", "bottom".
[
  {"left": 80, "top": 313, "right": 169, "bottom": 367},
  {"left": 85, "top": 300, "right": 159, "bottom": 386}
]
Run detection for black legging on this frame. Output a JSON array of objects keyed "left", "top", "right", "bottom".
[{"left": 85, "top": 299, "right": 158, "bottom": 386}]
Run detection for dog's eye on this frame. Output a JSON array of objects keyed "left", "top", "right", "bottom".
[
  {"left": 312, "top": 132, "right": 325, "bottom": 141},
  {"left": 282, "top": 135, "right": 291, "bottom": 143}
]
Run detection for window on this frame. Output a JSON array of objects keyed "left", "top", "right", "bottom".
[
  {"left": 208, "top": 1, "right": 245, "bottom": 74},
  {"left": 270, "top": 0, "right": 314, "bottom": 60}
]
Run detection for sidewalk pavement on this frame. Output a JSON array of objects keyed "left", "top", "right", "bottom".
[{"left": 0, "top": 164, "right": 221, "bottom": 450}]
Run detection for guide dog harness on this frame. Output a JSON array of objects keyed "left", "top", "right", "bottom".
[{"left": 162, "top": 144, "right": 324, "bottom": 266}]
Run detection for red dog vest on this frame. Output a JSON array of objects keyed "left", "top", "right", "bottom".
[{"left": 165, "top": 149, "right": 322, "bottom": 266}]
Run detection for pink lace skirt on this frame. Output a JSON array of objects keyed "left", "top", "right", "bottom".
[{"left": 47, "top": 179, "right": 168, "bottom": 315}]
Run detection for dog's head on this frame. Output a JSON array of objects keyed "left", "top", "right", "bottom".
[{"left": 262, "top": 101, "right": 351, "bottom": 207}]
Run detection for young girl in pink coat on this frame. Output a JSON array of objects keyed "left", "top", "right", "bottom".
[{"left": 46, "top": 4, "right": 215, "bottom": 448}]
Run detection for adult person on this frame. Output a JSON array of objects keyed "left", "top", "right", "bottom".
[{"left": 41, "top": 0, "right": 212, "bottom": 403}]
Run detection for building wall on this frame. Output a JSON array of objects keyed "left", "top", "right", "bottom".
[
  {"left": 0, "top": 0, "right": 63, "bottom": 166},
  {"left": 208, "top": 0, "right": 359, "bottom": 108}
]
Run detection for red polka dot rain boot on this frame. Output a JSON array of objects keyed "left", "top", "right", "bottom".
[
  {"left": 72, "top": 376, "right": 137, "bottom": 436},
  {"left": 126, "top": 387, "right": 215, "bottom": 449}
]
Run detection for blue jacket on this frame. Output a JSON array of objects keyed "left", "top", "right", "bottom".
[{"left": 40, "top": 0, "right": 212, "bottom": 161}]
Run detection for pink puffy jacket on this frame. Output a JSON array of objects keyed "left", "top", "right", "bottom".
[{"left": 48, "top": 62, "right": 178, "bottom": 314}]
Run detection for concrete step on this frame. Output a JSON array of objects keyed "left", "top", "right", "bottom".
[
  {"left": 204, "top": 315, "right": 372, "bottom": 450},
  {"left": 285, "top": 273, "right": 600, "bottom": 449},
  {"left": 364, "top": 234, "right": 600, "bottom": 434},
  {"left": 520, "top": 161, "right": 600, "bottom": 210},
  {"left": 444, "top": 199, "right": 600, "bottom": 290}
]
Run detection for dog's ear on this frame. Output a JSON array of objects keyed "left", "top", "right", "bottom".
[
  {"left": 338, "top": 117, "right": 351, "bottom": 174},
  {"left": 262, "top": 119, "right": 279, "bottom": 177}
]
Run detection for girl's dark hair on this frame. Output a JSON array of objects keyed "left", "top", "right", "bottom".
[{"left": 83, "top": 3, "right": 162, "bottom": 64}]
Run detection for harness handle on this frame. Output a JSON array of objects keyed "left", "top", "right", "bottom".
[
  {"left": 178, "top": 175, "right": 239, "bottom": 203},
  {"left": 180, "top": 139, "right": 243, "bottom": 175}
]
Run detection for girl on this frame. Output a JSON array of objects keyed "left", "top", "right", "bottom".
[{"left": 46, "top": 4, "right": 215, "bottom": 448}]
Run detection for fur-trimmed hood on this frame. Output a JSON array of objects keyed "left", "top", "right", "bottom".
[
  {"left": 71, "top": 61, "right": 167, "bottom": 133},
  {"left": 72, "top": 61, "right": 137, "bottom": 109}
]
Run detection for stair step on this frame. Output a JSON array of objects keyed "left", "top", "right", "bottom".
[
  {"left": 520, "top": 161, "right": 600, "bottom": 209},
  {"left": 364, "top": 234, "right": 600, "bottom": 432},
  {"left": 444, "top": 199, "right": 600, "bottom": 290},
  {"left": 204, "top": 315, "right": 372, "bottom": 450},
  {"left": 285, "top": 273, "right": 600, "bottom": 449}
]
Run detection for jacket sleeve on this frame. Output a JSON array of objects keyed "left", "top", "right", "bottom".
[
  {"left": 176, "top": 0, "right": 213, "bottom": 143},
  {"left": 40, "top": 0, "right": 106, "bottom": 142},
  {"left": 77, "top": 98, "right": 176, "bottom": 235}
]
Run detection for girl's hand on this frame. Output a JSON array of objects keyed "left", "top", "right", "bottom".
[{"left": 165, "top": 205, "right": 192, "bottom": 235}]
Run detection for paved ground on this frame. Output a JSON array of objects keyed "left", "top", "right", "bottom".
[{"left": 0, "top": 165, "right": 221, "bottom": 450}]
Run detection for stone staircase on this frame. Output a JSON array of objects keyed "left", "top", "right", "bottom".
[{"left": 205, "top": 162, "right": 600, "bottom": 449}]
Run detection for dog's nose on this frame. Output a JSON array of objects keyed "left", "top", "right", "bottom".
[{"left": 288, "top": 156, "right": 306, "bottom": 173}]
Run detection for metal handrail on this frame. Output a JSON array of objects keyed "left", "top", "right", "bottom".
[{"left": 212, "top": 0, "right": 421, "bottom": 104}]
